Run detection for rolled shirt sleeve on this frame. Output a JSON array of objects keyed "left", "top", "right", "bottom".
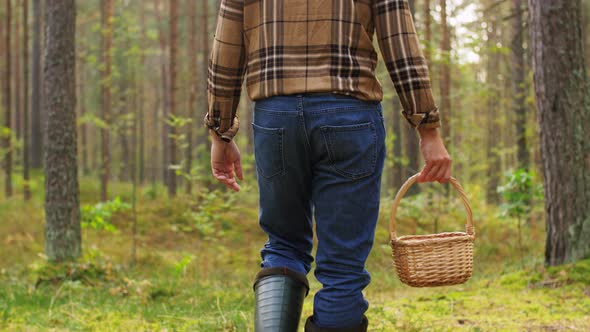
[
  {"left": 372, "top": 0, "right": 441, "bottom": 129},
  {"left": 204, "top": 0, "right": 248, "bottom": 142}
]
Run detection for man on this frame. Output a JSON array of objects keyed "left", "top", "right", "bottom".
[{"left": 204, "top": 0, "right": 451, "bottom": 331}]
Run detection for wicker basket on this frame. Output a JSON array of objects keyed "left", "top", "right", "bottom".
[{"left": 389, "top": 173, "right": 475, "bottom": 287}]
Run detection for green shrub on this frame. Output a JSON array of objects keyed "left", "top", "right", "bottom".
[{"left": 81, "top": 197, "right": 131, "bottom": 233}]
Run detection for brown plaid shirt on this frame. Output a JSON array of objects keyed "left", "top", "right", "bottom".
[{"left": 205, "top": 0, "right": 441, "bottom": 142}]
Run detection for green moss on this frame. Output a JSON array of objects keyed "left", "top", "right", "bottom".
[
  {"left": 1, "top": 176, "right": 589, "bottom": 331},
  {"left": 546, "top": 257, "right": 590, "bottom": 284}
]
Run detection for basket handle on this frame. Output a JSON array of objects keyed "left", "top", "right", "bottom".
[{"left": 389, "top": 173, "right": 474, "bottom": 241}]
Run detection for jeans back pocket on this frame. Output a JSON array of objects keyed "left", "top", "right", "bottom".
[
  {"left": 252, "top": 122, "right": 285, "bottom": 179},
  {"left": 320, "top": 121, "right": 377, "bottom": 180}
]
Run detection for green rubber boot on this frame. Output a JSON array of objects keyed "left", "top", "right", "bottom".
[
  {"left": 304, "top": 315, "right": 368, "bottom": 332},
  {"left": 253, "top": 267, "right": 310, "bottom": 332}
]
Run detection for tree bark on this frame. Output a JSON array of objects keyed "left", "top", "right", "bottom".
[
  {"left": 100, "top": 0, "right": 113, "bottom": 202},
  {"left": 424, "top": 0, "right": 431, "bottom": 62},
  {"left": 202, "top": 0, "right": 210, "bottom": 153},
  {"left": 44, "top": 0, "right": 81, "bottom": 262},
  {"left": 30, "top": 0, "right": 43, "bottom": 169},
  {"left": 138, "top": 3, "right": 147, "bottom": 185},
  {"left": 78, "top": 58, "right": 89, "bottom": 176},
  {"left": 15, "top": 4, "right": 23, "bottom": 142},
  {"left": 168, "top": 0, "right": 178, "bottom": 197},
  {"left": 4, "top": 0, "right": 13, "bottom": 198},
  {"left": 440, "top": 0, "right": 451, "bottom": 148},
  {"left": 529, "top": 0, "right": 590, "bottom": 265},
  {"left": 486, "top": 9, "right": 501, "bottom": 204},
  {"left": 23, "top": 0, "right": 31, "bottom": 200},
  {"left": 512, "top": 0, "right": 529, "bottom": 169},
  {"left": 154, "top": 0, "right": 170, "bottom": 186},
  {"left": 185, "top": 0, "right": 198, "bottom": 194}
]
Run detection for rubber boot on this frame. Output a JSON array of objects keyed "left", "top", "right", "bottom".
[
  {"left": 253, "top": 267, "right": 310, "bottom": 332},
  {"left": 304, "top": 315, "right": 368, "bottom": 332}
]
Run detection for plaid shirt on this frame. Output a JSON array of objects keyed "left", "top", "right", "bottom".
[{"left": 205, "top": 0, "right": 440, "bottom": 142}]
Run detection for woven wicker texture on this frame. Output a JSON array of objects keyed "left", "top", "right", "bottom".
[{"left": 389, "top": 173, "right": 475, "bottom": 287}]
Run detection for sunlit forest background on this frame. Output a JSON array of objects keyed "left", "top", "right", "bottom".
[{"left": 0, "top": 0, "right": 589, "bottom": 331}]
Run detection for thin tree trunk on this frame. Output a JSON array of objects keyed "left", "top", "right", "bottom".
[
  {"left": 424, "top": 0, "right": 431, "bottom": 62},
  {"left": 118, "top": 79, "right": 131, "bottom": 182},
  {"left": 138, "top": 4, "right": 146, "bottom": 185},
  {"left": 31, "top": 0, "right": 43, "bottom": 169},
  {"left": 168, "top": 0, "right": 178, "bottom": 197},
  {"left": 131, "top": 69, "right": 139, "bottom": 267},
  {"left": 512, "top": 0, "right": 529, "bottom": 169},
  {"left": 100, "top": 0, "right": 113, "bottom": 202},
  {"left": 529, "top": 0, "right": 590, "bottom": 265},
  {"left": 185, "top": 0, "right": 198, "bottom": 194},
  {"left": 4, "top": 0, "right": 13, "bottom": 198},
  {"left": 44, "top": 0, "right": 81, "bottom": 262},
  {"left": 154, "top": 0, "right": 170, "bottom": 186},
  {"left": 486, "top": 12, "right": 501, "bottom": 204},
  {"left": 79, "top": 63, "right": 89, "bottom": 175},
  {"left": 15, "top": 4, "right": 23, "bottom": 142},
  {"left": 440, "top": 0, "right": 451, "bottom": 148},
  {"left": 151, "top": 80, "right": 160, "bottom": 188},
  {"left": 202, "top": 0, "right": 210, "bottom": 152},
  {"left": 23, "top": 0, "right": 31, "bottom": 200}
]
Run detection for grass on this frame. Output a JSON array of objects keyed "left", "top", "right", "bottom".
[{"left": 0, "top": 176, "right": 589, "bottom": 331}]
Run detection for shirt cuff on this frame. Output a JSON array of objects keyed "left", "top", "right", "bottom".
[
  {"left": 204, "top": 112, "right": 239, "bottom": 143},
  {"left": 401, "top": 107, "right": 441, "bottom": 129}
]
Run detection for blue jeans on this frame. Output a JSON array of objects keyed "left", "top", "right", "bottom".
[{"left": 251, "top": 92, "right": 386, "bottom": 329}]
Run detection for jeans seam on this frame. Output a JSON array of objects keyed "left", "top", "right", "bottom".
[{"left": 306, "top": 105, "right": 380, "bottom": 115}]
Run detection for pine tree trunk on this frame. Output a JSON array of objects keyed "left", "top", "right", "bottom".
[
  {"left": 138, "top": 4, "right": 146, "bottom": 185},
  {"left": 486, "top": 12, "right": 501, "bottom": 204},
  {"left": 118, "top": 79, "right": 131, "bottom": 182},
  {"left": 79, "top": 63, "right": 89, "bottom": 176},
  {"left": 512, "top": 0, "right": 529, "bottom": 169},
  {"left": 154, "top": 0, "right": 170, "bottom": 186},
  {"left": 100, "top": 0, "right": 113, "bottom": 202},
  {"left": 168, "top": 0, "right": 178, "bottom": 197},
  {"left": 44, "top": 0, "right": 81, "bottom": 262},
  {"left": 202, "top": 0, "right": 210, "bottom": 153},
  {"left": 15, "top": 5, "right": 23, "bottom": 142},
  {"left": 30, "top": 0, "right": 43, "bottom": 169},
  {"left": 424, "top": 0, "right": 431, "bottom": 62},
  {"left": 529, "top": 0, "right": 590, "bottom": 265},
  {"left": 23, "top": 0, "right": 31, "bottom": 200},
  {"left": 185, "top": 0, "right": 198, "bottom": 194},
  {"left": 4, "top": 0, "right": 13, "bottom": 198},
  {"left": 440, "top": 0, "right": 451, "bottom": 148}
]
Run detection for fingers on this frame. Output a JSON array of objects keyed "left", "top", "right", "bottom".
[
  {"left": 212, "top": 167, "right": 240, "bottom": 192},
  {"left": 418, "top": 158, "right": 452, "bottom": 183},
  {"left": 234, "top": 159, "right": 244, "bottom": 181},
  {"left": 433, "top": 159, "right": 451, "bottom": 183},
  {"left": 443, "top": 160, "right": 452, "bottom": 183},
  {"left": 436, "top": 159, "right": 452, "bottom": 183},
  {"left": 418, "top": 161, "right": 441, "bottom": 183},
  {"left": 417, "top": 162, "right": 434, "bottom": 183}
]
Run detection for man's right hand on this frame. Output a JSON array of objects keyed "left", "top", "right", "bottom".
[
  {"left": 209, "top": 130, "right": 243, "bottom": 192},
  {"left": 416, "top": 127, "right": 452, "bottom": 183}
]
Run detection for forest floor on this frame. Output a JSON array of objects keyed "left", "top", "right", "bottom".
[{"left": 0, "top": 178, "right": 589, "bottom": 331}]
